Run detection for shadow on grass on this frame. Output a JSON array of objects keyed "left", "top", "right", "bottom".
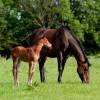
[{"left": 64, "top": 81, "right": 81, "bottom": 85}]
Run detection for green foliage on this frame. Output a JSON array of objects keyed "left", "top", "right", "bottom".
[{"left": 0, "top": 0, "right": 100, "bottom": 53}]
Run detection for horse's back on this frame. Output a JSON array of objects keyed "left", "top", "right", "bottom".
[
  {"left": 28, "top": 28, "right": 69, "bottom": 57},
  {"left": 31, "top": 28, "right": 56, "bottom": 44}
]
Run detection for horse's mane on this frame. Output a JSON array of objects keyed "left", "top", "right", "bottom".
[
  {"left": 28, "top": 28, "right": 46, "bottom": 46},
  {"left": 59, "top": 25, "right": 91, "bottom": 66}
]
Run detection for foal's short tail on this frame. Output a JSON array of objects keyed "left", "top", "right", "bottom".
[
  {"left": 0, "top": 48, "right": 11, "bottom": 60},
  {"left": 2, "top": 43, "right": 21, "bottom": 60},
  {"left": 6, "top": 49, "right": 11, "bottom": 60}
]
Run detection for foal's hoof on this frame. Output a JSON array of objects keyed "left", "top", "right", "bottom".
[
  {"left": 28, "top": 82, "right": 32, "bottom": 86},
  {"left": 82, "top": 81, "right": 89, "bottom": 84},
  {"left": 27, "top": 82, "right": 32, "bottom": 87},
  {"left": 14, "top": 82, "right": 19, "bottom": 86}
]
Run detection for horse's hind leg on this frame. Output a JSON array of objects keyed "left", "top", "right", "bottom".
[
  {"left": 12, "top": 58, "right": 20, "bottom": 86},
  {"left": 39, "top": 56, "right": 46, "bottom": 82}
]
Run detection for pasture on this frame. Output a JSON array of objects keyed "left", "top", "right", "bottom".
[{"left": 0, "top": 56, "right": 100, "bottom": 100}]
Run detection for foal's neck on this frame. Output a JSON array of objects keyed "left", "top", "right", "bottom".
[{"left": 31, "top": 42, "right": 44, "bottom": 54}]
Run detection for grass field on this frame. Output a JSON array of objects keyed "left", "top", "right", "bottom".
[{"left": 0, "top": 56, "right": 100, "bottom": 100}]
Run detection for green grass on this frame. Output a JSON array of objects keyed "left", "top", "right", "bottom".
[{"left": 0, "top": 56, "right": 100, "bottom": 100}]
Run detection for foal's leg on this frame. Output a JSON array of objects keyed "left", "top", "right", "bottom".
[
  {"left": 39, "top": 57, "right": 46, "bottom": 82},
  {"left": 12, "top": 58, "right": 20, "bottom": 85},
  {"left": 12, "top": 59, "right": 17, "bottom": 85},
  {"left": 57, "top": 52, "right": 63, "bottom": 83},
  {"left": 28, "top": 61, "right": 36, "bottom": 86},
  {"left": 15, "top": 59, "right": 20, "bottom": 85}
]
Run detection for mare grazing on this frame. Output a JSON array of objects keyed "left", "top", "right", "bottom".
[
  {"left": 24, "top": 26, "right": 91, "bottom": 83},
  {"left": 12, "top": 37, "right": 52, "bottom": 86}
]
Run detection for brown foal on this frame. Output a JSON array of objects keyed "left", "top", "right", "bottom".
[{"left": 12, "top": 37, "right": 52, "bottom": 86}]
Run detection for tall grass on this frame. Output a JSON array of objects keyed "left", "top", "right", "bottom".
[{"left": 0, "top": 56, "right": 100, "bottom": 100}]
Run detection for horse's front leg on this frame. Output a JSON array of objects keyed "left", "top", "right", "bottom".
[
  {"left": 61, "top": 53, "right": 70, "bottom": 78},
  {"left": 39, "top": 56, "right": 46, "bottom": 82},
  {"left": 28, "top": 61, "right": 36, "bottom": 86},
  {"left": 57, "top": 52, "right": 63, "bottom": 83}
]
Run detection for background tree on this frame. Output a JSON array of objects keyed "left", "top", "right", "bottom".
[{"left": 0, "top": 0, "right": 100, "bottom": 55}]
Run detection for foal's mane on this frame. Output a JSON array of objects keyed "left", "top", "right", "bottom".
[{"left": 58, "top": 25, "right": 91, "bottom": 66}]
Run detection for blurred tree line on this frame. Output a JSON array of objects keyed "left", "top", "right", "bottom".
[{"left": 0, "top": 0, "right": 100, "bottom": 55}]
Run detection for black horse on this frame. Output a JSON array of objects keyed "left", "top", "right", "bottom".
[{"left": 22, "top": 26, "right": 91, "bottom": 83}]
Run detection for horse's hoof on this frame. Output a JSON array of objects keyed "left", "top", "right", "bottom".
[
  {"left": 41, "top": 80, "right": 46, "bottom": 83},
  {"left": 58, "top": 80, "right": 62, "bottom": 84}
]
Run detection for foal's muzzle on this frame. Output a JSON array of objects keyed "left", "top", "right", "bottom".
[{"left": 46, "top": 44, "right": 52, "bottom": 50}]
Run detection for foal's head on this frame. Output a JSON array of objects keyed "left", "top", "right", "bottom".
[{"left": 39, "top": 37, "right": 52, "bottom": 49}]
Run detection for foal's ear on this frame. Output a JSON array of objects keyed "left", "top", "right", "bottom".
[{"left": 42, "top": 37, "right": 47, "bottom": 40}]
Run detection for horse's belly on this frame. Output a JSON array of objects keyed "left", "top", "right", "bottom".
[{"left": 41, "top": 49, "right": 57, "bottom": 57}]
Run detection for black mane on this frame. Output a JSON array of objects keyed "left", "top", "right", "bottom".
[{"left": 59, "top": 25, "right": 91, "bottom": 66}]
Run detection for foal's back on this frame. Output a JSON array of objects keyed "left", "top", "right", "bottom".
[{"left": 12, "top": 46, "right": 36, "bottom": 62}]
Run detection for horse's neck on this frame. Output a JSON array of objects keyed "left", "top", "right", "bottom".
[{"left": 70, "top": 39, "right": 86, "bottom": 63}]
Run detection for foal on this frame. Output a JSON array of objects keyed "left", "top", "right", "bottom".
[{"left": 12, "top": 37, "right": 52, "bottom": 86}]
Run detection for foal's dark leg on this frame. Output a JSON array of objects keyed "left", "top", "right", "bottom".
[
  {"left": 39, "top": 57, "right": 46, "bottom": 82},
  {"left": 57, "top": 52, "right": 63, "bottom": 83}
]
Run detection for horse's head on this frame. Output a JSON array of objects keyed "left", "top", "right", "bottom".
[
  {"left": 41, "top": 37, "right": 52, "bottom": 49},
  {"left": 77, "top": 60, "right": 90, "bottom": 83}
]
